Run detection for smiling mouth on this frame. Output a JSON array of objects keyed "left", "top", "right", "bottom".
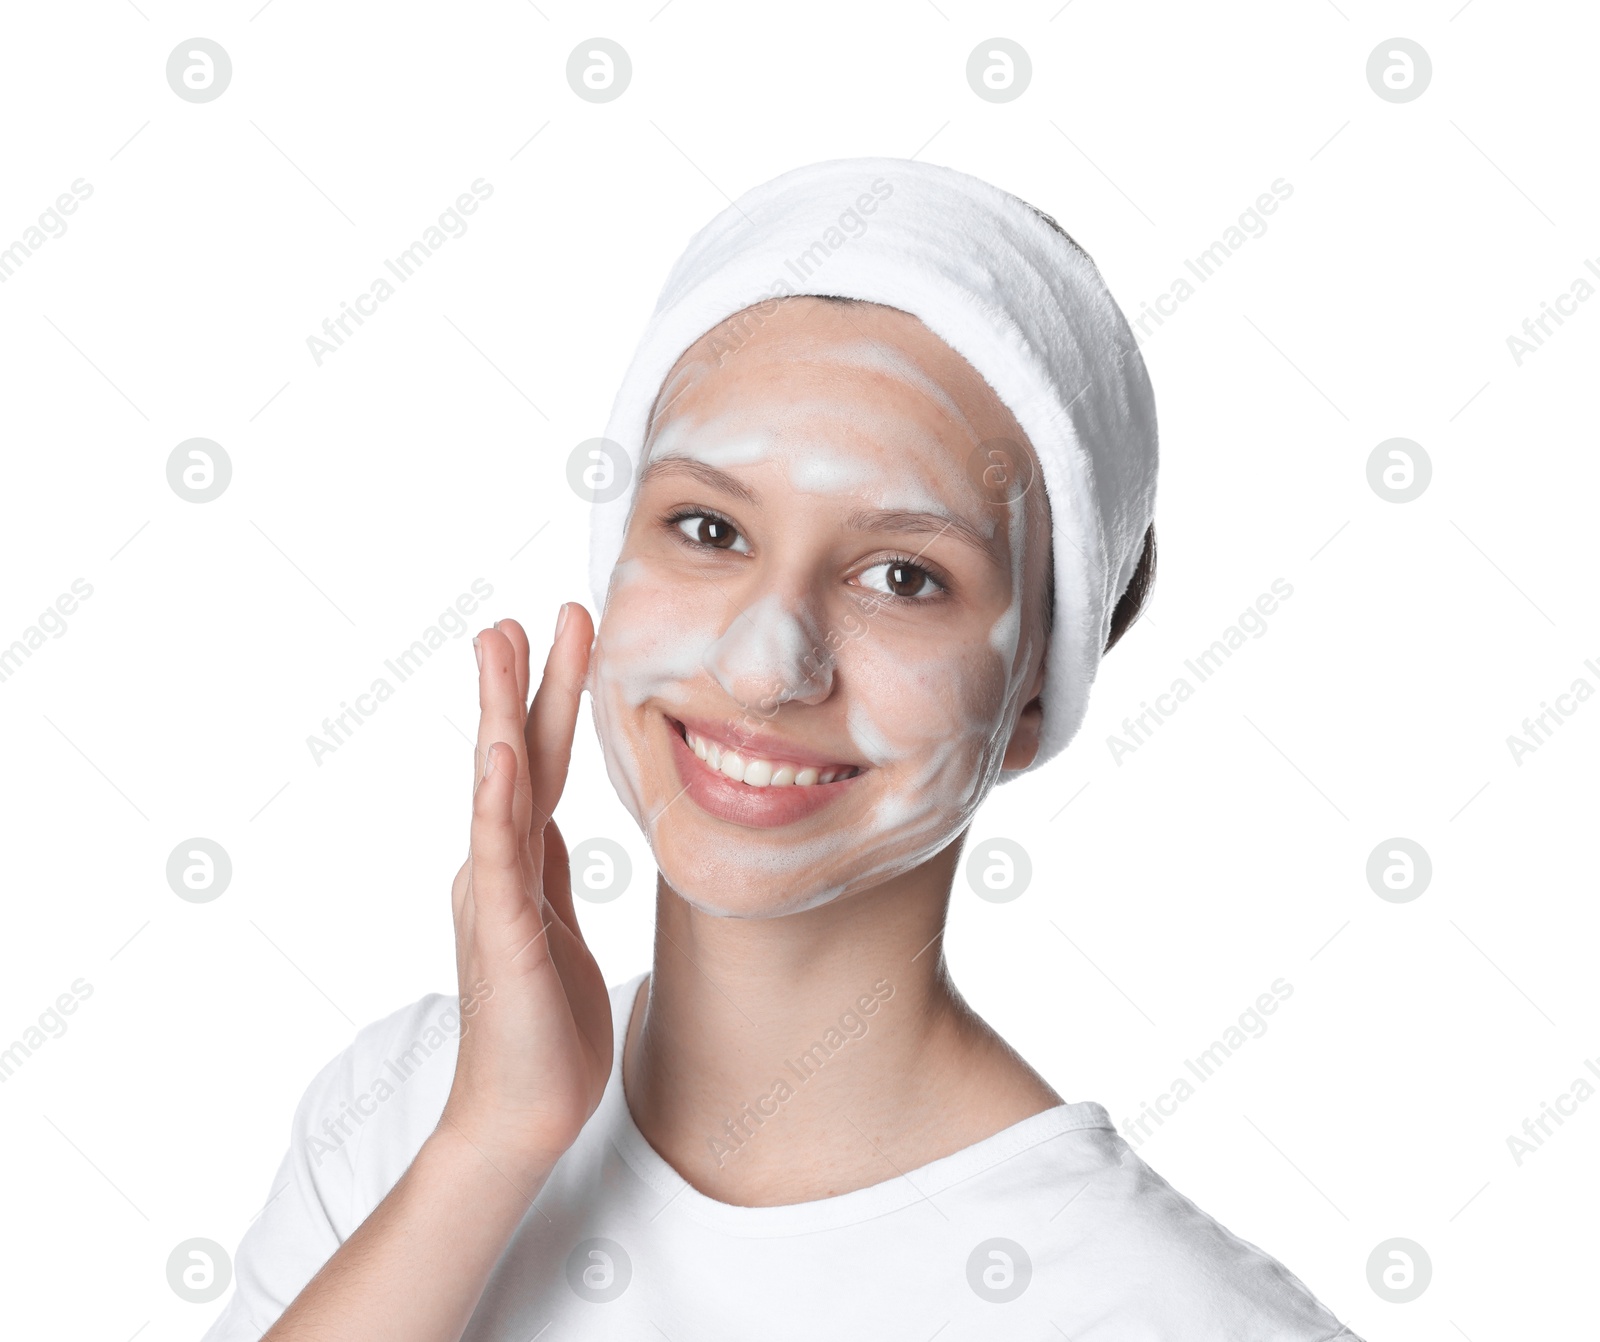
[{"left": 667, "top": 717, "right": 864, "bottom": 788}]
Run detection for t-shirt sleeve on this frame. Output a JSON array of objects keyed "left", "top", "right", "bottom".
[
  {"left": 1073, "top": 1137, "right": 1364, "bottom": 1341},
  {"left": 197, "top": 1036, "right": 363, "bottom": 1342},
  {"left": 198, "top": 996, "right": 456, "bottom": 1342}
]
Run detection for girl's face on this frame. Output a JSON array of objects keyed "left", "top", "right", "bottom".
[{"left": 589, "top": 297, "right": 1051, "bottom": 917}]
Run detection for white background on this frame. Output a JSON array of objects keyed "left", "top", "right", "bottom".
[{"left": 1, "top": 2, "right": 1594, "bottom": 1339}]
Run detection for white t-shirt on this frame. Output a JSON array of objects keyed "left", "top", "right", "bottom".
[{"left": 202, "top": 972, "right": 1361, "bottom": 1341}]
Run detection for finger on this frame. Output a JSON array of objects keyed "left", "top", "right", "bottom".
[
  {"left": 450, "top": 853, "right": 471, "bottom": 923},
  {"left": 475, "top": 624, "right": 542, "bottom": 839},
  {"left": 540, "top": 818, "right": 584, "bottom": 942},
  {"left": 525, "top": 602, "right": 595, "bottom": 824},
  {"left": 468, "top": 742, "right": 536, "bottom": 931},
  {"left": 496, "top": 617, "right": 532, "bottom": 709}
]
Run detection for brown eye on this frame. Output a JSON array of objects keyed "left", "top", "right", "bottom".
[
  {"left": 673, "top": 513, "right": 750, "bottom": 554},
  {"left": 887, "top": 563, "right": 927, "bottom": 597},
  {"left": 861, "top": 559, "right": 942, "bottom": 600}
]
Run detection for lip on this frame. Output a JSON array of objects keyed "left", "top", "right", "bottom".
[
  {"left": 670, "top": 713, "right": 862, "bottom": 772},
  {"left": 664, "top": 714, "right": 864, "bottom": 829}
]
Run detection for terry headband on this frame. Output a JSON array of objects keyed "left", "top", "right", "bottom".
[{"left": 586, "top": 156, "right": 1158, "bottom": 777}]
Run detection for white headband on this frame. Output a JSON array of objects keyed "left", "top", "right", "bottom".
[{"left": 587, "top": 156, "right": 1158, "bottom": 777}]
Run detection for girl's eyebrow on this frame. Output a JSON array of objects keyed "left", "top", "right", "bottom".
[
  {"left": 639, "top": 453, "right": 1005, "bottom": 569},
  {"left": 638, "top": 455, "right": 759, "bottom": 504},
  {"left": 844, "top": 507, "right": 1006, "bottom": 568}
]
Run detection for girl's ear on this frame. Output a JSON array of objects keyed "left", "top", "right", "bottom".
[
  {"left": 1001, "top": 694, "right": 1045, "bottom": 770},
  {"left": 1000, "top": 653, "right": 1048, "bottom": 770}
]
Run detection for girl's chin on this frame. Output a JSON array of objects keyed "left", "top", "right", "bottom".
[
  {"left": 662, "top": 880, "right": 855, "bottom": 920},
  {"left": 671, "top": 887, "right": 846, "bottom": 919},
  {"left": 647, "top": 828, "right": 945, "bottom": 919}
]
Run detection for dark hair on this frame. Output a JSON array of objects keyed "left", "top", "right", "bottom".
[{"left": 1080, "top": 523, "right": 1156, "bottom": 653}]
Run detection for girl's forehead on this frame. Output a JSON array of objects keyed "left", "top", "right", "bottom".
[
  {"left": 656, "top": 297, "right": 1015, "bottom": 437},
  {"left": 648, "top": 299, "right": 1036, "bottom": 500}
]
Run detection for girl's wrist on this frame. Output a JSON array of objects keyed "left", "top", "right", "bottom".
[{"left": 424, "top": 1117, "right": 562, "bottom": 1202}]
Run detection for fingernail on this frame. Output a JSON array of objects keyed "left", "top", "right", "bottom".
[
  {"left": 473, "top": 634, "right": 482, "bottom": 669},
  {"left": 554, "top": 602, "right": 570, "bottom": 640},
  {"left": 483, "top": 744, "right": 496, "bottom": 779}
]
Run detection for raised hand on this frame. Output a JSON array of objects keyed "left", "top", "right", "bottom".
[{"left": 437, "top": 605, "right": 613, "bottom": 1180}]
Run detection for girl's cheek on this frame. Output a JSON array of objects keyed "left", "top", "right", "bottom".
[
  {"left": 846, "top": 634, "right": 1013, "bottom": 758},
  {"left": 593, "top": 558, "right": 722, "bottom": 709}
]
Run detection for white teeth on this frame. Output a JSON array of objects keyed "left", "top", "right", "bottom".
[{"left": 681, "top": 727, "right": 853, "bottom": 789}]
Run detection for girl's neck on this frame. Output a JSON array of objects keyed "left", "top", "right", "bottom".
[{"left": 620, "top": 845, "right": 1064, "bottom": 1206}]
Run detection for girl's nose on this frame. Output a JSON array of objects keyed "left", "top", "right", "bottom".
[{"left": 703, "top": 592, "right": 834, "bottom": 711}]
